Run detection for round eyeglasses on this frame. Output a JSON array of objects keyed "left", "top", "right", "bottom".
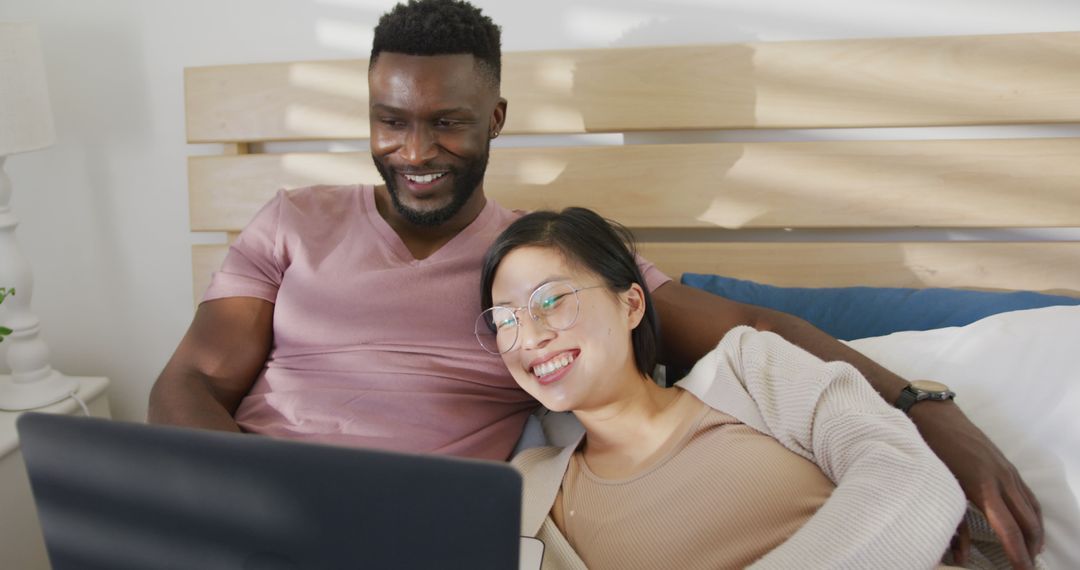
[{"left": 475, "top": 281, "right": 606, "bottom": 354}]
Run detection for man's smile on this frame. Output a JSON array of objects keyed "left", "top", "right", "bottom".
[
  {"left": 395, "top": 169, "right": 453, "bottom": 197},
  {"left": 402, "top": 172, "right": 448, "bottom": 185}
]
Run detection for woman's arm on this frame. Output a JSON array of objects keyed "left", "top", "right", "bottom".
[
  {"left": 699, "top": 327, "right": 967, "bottom": 569},
  {"left": 654, "top": 283, "right": 1041, "bottom": 569}
]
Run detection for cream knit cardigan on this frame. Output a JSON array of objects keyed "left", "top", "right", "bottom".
[{"left": 513, "top": 326, "right": 968, "bottom": 570}]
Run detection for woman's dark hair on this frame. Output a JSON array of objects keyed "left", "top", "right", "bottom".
[
  {"left": 370, "top": 0, "right": 502, "bottom": 87},
  {"left": 480, "top": 207, "right": 659, "bottom": 378}
]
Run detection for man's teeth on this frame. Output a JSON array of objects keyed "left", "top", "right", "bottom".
[
  {"left": 403, "top": 172, "right": 447, "bottom": 184},
  {"left": 533, "top": 353, "right": 575, "bottom": 378}
]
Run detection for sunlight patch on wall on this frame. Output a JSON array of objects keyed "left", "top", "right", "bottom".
[
  {"left": 315, "top": 19, "right": 375, "bottom": 54},
  {"left": 314, "top": 0, "right": 396, "bottom": 8},
  {"left": 696, "top": 197, "right": 770, "bottom": 229},
  {"left": 535, "top": 57, "right": 575, "bottom": 93},
  {"left": 564, "top": 6, "right": 667, "bottom": 45},
  {"left": 516, "top": 105, "right": 585, "bottom": 133},
  {"left": 512, "top": 156, "right": 567, "bottom": 186},
  {"left": 281, "top": 153, "right": 376, "bottom": 184},
  {"left": 285, "top": 104, "right": 368, "bottom": 138},
  {"left": 288, "top": 62, "right": 366, "bottom": 100}
]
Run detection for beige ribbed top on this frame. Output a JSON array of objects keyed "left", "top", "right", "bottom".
[
  {"left": 553, "top": 398, "right": 834, "bottom": 570},
  {"left": 514, "top": 327, "right": 971, "bottom": 569}
]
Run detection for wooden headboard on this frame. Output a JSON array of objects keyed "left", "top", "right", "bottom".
[{"left": 184, "top": 32, "right": 1080, "bottom": 305}]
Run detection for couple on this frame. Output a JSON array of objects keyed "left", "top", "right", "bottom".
[{"left": 149, "top": 0, "right": 1042, "bottom": 567}]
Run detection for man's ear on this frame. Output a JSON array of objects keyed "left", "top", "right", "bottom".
[
  {"left": 490, "top": 97, "right": 507, "bottom": 137},
  {"left": 623, "top": 283, "right": 647, "bottom": 329}
]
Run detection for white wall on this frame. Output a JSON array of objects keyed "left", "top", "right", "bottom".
[{"left": 2, "top": 0, "right": 1079, "bottom": 422}]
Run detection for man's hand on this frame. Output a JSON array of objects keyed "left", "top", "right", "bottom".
[
  {"left": 650, "top": 283, "right": 1045, "bottom": 567},
  {"left": 912, "top": 401, "right": 1043, "bottom": 569}
]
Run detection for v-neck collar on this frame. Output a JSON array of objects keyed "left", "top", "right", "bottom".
[{"left": 362, "top": 184, "right": 498, "bottom": 265}]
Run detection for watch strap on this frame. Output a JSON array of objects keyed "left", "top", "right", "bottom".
[{"left": 894, "top": 385, "right": 922, "bottom": 414}]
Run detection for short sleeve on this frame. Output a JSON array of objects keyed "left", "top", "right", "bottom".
[{"left": 201, "top": 190, "right": 288, "bottom": 304}]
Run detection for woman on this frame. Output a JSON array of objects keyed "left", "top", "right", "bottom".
[{"left": 477, "top": 207, "right": 968, "bottom": 569}]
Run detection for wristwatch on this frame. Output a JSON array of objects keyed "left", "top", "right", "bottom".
[{"left": 894, "top": 380, "right": 956, "bottom": 414}]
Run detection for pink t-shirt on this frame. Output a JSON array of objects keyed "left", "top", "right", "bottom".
[{"left": 204, "top": 184, "right": 670, "bottom": 460}]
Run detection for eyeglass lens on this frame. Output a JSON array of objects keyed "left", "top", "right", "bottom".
[{"left": 474, "top": 282, "right": 582, "bottom": 354}]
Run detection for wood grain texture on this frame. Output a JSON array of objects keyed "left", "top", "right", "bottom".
[
  {"left": 185, "top": 32, "right": 1080, "bottom": 304},
  {"left": 188, "top": 152, "right": 379, "bottom": 230},
  {"left": 189, "top": 138, "right": 1080, "bottom": 231},
  {"left": 191, "top": 244, "right": 229, "bottom": 307},
  {"left": 185, "top": 32, "right": 1080, "bottom": 142},
  {"left": 637, "top": 242, "right": 1080, "bottom": 294},
  {"left": 192, "top": 242, "right": 1080, "bottom": 302},
  {"left": 185, "top": 60, "right": 369, "bottom": 143}
]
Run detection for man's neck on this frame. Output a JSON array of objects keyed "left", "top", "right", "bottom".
[{"left": 373, "top": 184, "right": 488, "bottom": 260}]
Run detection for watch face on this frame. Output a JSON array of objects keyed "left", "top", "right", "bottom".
[{"left": 911, "top": 380, "right": 950, "bottom": 393}]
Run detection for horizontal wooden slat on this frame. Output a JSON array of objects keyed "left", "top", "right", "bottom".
[
  {"left": 506, "top": 32, "right": 1080, "bottom": 133},
  {"left": 188, "top": 152, "right": 379, "bottom": 230},
  {"left": 191, "top": 244, "right": 229, "bottom": 307},
  {"left": 188, "top": 138, "right": 1080, "bottom": 232},
  {"left": 192, "top": 242, "right": 1080, "bottom": 306},
  {"left": 185, "top": 60, "right": 368, "bottom": 143},
  {"left": 640, "top": 242, "right": 1080, "bottom": 295},
  {"left": 185, "top": 32, "right": 1080, "bottom": 142}
]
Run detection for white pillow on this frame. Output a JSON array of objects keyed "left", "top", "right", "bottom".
[{"left": 846, "top": 305, "right": 1080, "bottom": 570}]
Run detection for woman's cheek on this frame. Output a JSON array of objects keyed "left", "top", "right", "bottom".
[{"left": 504, "top": 359, "right": 531, "bottom": 389}]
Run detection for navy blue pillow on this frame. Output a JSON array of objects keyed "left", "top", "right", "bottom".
[{"left": 681, "top": 273, "right": 1080, "bottom": 341}]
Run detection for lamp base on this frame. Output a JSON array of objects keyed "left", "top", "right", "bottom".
[{"left": 0, "top": 371, "right": 79, "bottom": 411}]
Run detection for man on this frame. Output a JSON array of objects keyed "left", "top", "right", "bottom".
[{"left": 149, "top": 1, "right": 1042, "bottom": 566}]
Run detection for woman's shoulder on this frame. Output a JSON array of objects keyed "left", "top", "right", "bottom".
[{"left": 511, "top": 445, "right": 565, "bottom": 472}]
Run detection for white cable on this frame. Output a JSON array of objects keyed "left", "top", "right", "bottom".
[{"left": 68, "top": 390, "right": 90, "bottom": 417}]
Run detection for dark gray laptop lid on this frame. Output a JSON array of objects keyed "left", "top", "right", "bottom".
[{"left": 17, "top": 413, "right": 522, "bottom": 570}]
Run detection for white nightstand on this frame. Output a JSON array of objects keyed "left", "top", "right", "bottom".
[{"left": 0, "top": 376, "right": 111, "bottom": 570}]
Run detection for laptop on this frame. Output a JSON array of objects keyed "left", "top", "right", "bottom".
[{"left": 17, "top": 413, "right": 537, "bottom": 570}]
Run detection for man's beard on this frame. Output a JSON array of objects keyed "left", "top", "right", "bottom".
[{"left": 373, "top": 143, "right": 490, "bottom": 227}]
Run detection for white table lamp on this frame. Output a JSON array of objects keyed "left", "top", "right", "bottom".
[{"left": 0, "top": 22, "right": 78, "bottom": 410}]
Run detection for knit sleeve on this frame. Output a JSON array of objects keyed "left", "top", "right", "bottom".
[{"left": 713, "top": 327, "right": 967, "bottom": 569}]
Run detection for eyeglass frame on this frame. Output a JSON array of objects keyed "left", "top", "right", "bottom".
[{"left": 475, "top": 281, "right": 607, "bottom": 354}]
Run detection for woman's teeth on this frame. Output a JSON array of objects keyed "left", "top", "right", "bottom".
[
  {"left": 533, "top": 353, "right": 574, "bottom": 378},
  {"left": 403, "top": 172, "right": 446, "bottom": 184}
]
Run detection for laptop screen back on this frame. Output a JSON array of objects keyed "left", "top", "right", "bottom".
[{"left": 17, "top": 413, "right": 522, "bottom": 570}]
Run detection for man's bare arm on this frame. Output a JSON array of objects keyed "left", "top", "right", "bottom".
[
  {"left": 148, "top": 297, "right": 274, "bottom": 432},
  {"left": 652, "top": 281, "right": 1044, "bottom": 570},
  {"left": 653, "top": 282, "right": 913, "bottom": 397}
]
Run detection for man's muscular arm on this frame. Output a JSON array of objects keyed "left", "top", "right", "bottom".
[
  {"left": 148, "top": 297, "right": 274, "bottom": 432},
  {"left": 652, "top": 281, "right": 1044, "bottom": 570}
]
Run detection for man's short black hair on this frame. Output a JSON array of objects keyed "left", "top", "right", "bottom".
[{"left": 371, "top": 0, "right": 502, "bottom": 86}]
